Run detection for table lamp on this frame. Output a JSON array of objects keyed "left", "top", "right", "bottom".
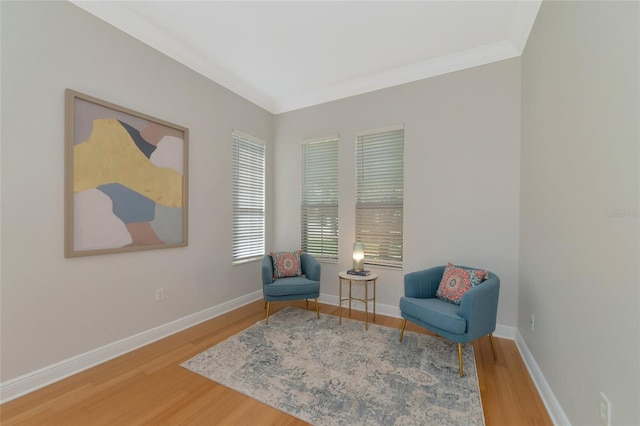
[{"left": 352, "top": 242, "right": 365, "bottom": 272}]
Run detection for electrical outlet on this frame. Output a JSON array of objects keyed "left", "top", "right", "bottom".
[
  {"left": 599, "top": 392, "right": 611, "bottom": 426},
  {"left": 155, "top": 288, "right": 165, "bottom": 301},
  {"left": 530, "top": 314, "right": 535, "bottom": 331}
]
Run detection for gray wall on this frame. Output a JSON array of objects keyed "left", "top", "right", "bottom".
[
  {"left": 274, "top": 59, "right": 522, "bottom": 328},
  {"left": 520, "top": 2, "right": 640, "bottom": 425},
  {"left": 0, "top": 1, "right": 273, "bottom": 381}
]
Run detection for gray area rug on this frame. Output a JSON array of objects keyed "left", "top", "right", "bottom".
[{"left": 181, "top": 306, "right": 484, "bottom": 426}]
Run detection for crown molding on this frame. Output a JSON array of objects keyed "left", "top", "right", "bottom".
[
  {"left": 69, "top": 1, "right": 276, "bottom": 113},
  {"left": 273, "top": 40, "right": 520, "bottom": 114},
  {"left": 509, "top": 0, "right": 543, "bottom": 53},
  {"left": 70, "top": 1, "right": 539, "bottom": 115}
]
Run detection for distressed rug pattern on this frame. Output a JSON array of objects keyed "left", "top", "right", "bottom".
[{"left": 181, "top": 306, "right": 484, "bottom": 426}]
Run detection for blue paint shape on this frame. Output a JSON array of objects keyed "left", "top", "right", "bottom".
[
  {"left": 118, "top": 120, "right": 156, "bottom": 159},
  {"left": 98, "top": 183, "right": 155, "bottom": 223}
]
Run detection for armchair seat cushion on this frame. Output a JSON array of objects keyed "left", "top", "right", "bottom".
[
  {"left": 399, "top": 296, "right": 466, "bottom": 335},
  {"left": 263, "top": 276, "right": 319, "bottom": 298}
]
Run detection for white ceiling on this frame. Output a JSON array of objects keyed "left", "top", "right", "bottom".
[{"left": 71, "top": 1, "right": 541, "bottom": 114}]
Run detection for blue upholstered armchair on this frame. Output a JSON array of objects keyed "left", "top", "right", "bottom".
[
  {"left": 399, "top": 265, "right": 500, "bottom": 376},
  {"left": 262, "top": 252, "right": 321, "bottom": 324}
]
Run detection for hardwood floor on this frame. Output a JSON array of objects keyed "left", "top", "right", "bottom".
[{"left": 1, "top": 300, "right": 552, "bottom": 425}]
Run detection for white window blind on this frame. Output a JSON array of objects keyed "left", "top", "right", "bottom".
[
  {"left": 232, "top": 132, "right": 265, "bottom": 263},
  {"left": 356, "top": 127, "right": 404, "bottom": 268},
  {"left": 301, "top": 137, "right": 339, "bottom": 261}
]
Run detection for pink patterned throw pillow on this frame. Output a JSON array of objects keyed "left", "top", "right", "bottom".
[
  {"left": 436, "top": 263, "right": 489, "bottom": 304},
  {"left": 271, "top": 250, "right": 302, "bottom": 279}
]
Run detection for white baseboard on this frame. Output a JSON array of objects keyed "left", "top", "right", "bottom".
[
  {"left": 0, "top": 288, "right": 545, "bottom": 415},
  {"left": 323, "top": 294, "right": 565, "bottom": 423},
  {"left": 324, "top": 294, "right": 560, "bottom": 422},
  {"left": 494, "top": 324, "right": 516, "bottom": 340},
  {"left": 319, "top": 293, "right": 401, "bottom": 318},
  {"left": 515, "top": 331, "right": 571, "bottom": 426},
  {"left": 0, "top": 290, "right": 263, "bottom": 404},
  {"left": 319, "top": 294, "right": 517, "bottom": 340}
]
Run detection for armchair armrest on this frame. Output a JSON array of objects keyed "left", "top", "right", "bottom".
[
  {"left": 459, "top": 274, "right": 500, "bottom": 339},
  {"left": 404, "top": 265, "right": 446, "bottom": 299},
  {"left": 262, "top": 255, "right": 274, "bottom": 285},
  {"left": 301, "top": 253, "right": 321, "bottom": 281}
]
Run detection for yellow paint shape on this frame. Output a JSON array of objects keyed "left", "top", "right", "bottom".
[{"left": 74, "top": 118, "right": 183, "bottom": 207}]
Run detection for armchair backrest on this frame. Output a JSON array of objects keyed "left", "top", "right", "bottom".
[
  {"left": 261, "top": 255, "right": 274, "bottom": 285},
  {"left": 404, "top": 265, "right": 446, "bottom": 299},
  {"left": 459, "top": 274, "right": 500, "bottom": 337},
  {"left": 300, "top": 253, "right": 321, "bottom": 281}
]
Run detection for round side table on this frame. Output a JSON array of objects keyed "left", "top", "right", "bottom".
[{"left": 338, "top": 271, "right": 378, "bottom": 330}]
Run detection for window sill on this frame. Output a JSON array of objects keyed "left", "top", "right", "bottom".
[{"left": 233, "top": 256, "right": 262, "bottom": 266}]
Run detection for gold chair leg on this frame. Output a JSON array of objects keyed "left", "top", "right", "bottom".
[
  {"left": 489, "top": 333, "right": 498, "bottom": 360},
  {"left": 315, "top": 298, "right": 320, "bottom": 319},
  {"left": 265, "top": 301, "right": 271, "bottom": 324},
  {"left": 399, "top": 319, "right": 407, "bottom": 342},
  {"left": 458, "top": 343, "right": 464, "bottom": 377}
]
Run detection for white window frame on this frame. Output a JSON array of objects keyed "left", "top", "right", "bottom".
[
  {"left": 301, "top": 135, "right": 340, "bottom": 262},
  {"left": 232, "top": 131, "right": 266, "bottom": 264},
  {"left": 355, "top": 125, "right": 404, "bottom": 268}
]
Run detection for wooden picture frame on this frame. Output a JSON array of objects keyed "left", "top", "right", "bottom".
[{"left": 64, "top": 89, "right": 188, "bottom": 257}]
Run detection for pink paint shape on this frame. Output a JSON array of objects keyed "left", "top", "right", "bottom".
[
  {"left": 74, "top": 189, "right": 132, "bottom": 250},
  {"left": 150, "top": 136, "right": 184, "bottom": 175}
]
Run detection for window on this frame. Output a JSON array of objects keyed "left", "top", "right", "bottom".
[
  {"left": 355, "top": 126, "right": 404, "bottom": 268},
  {"left": 232, "top": 132, "right": 265, "bottom": 263},
  {"left": 301, "top": 137, "right": 339, "bottom": 261}
]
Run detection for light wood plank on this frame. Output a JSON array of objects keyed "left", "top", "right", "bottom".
[{"left": 0, "top": 301, "right": 552, "bottom": 425}]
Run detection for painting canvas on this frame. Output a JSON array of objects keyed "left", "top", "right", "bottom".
[{"left": 65, "top": 89, "right": 188, "bottom": 257}]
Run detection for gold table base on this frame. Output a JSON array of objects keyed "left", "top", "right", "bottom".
[{"left": 338, "top": 271, "right": 378, "bottom": 330}]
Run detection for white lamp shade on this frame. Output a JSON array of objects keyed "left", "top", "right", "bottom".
[{"left": 352, "top": 242, "right": 364, "bottom": 271}]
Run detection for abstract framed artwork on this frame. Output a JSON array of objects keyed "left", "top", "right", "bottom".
[{"left": 64, "top": 89, "right": 188, "bottom": 257}]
